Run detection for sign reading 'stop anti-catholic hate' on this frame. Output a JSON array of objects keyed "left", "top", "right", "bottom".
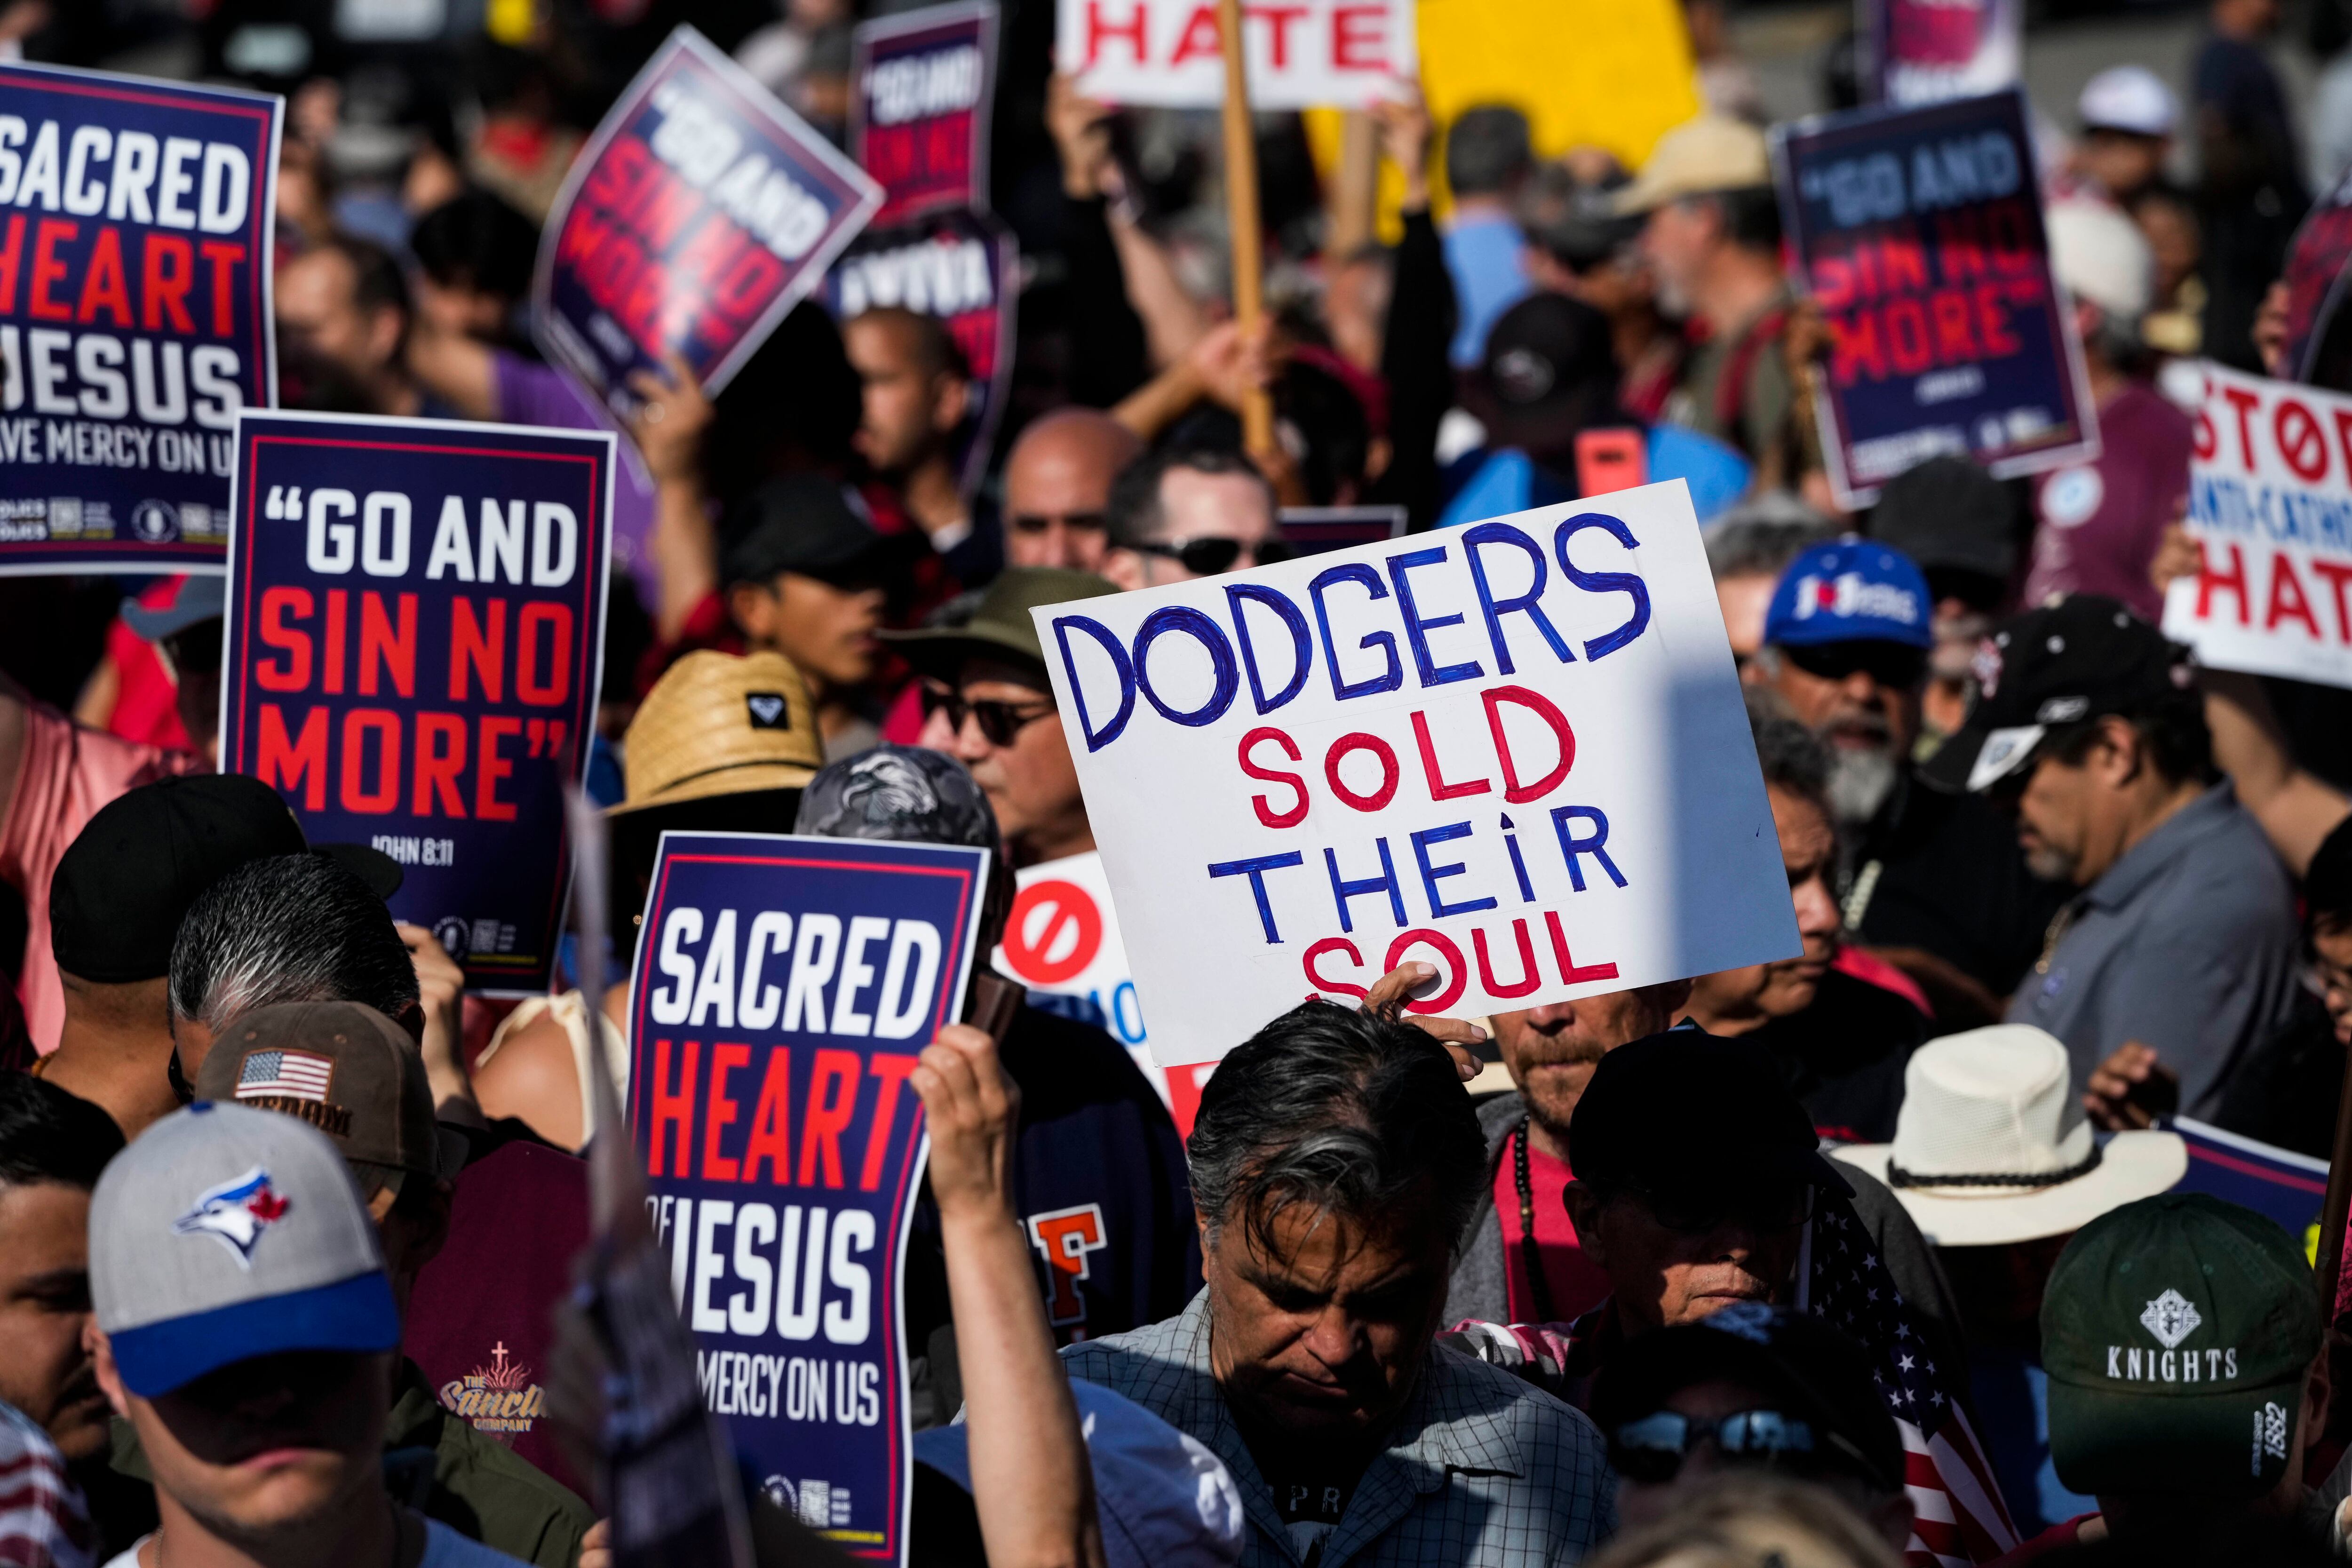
[
  {"left": 0, "top": 63, "right": 279, "bottom": 574},
  {"left": 220, "top": 411, "right": 613, "bottom": 992},
  {"left": 537, "top": 27, "right": 882, "bottom": 419},
  {"left": 628, "top": 831, "right": 986, "bottom": 1563},
  {"left": 2165, "top": 361, "right": 2352, "bottom": 690},
  {"left": 1036, "top": 479, "right": 1798, "bottom": 1066},
  {"left": 1773, "top": 89, "right": 2097, "bottom": 509}
]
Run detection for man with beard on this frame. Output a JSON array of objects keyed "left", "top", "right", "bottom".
[
  {"left": 1441, "top": 980, "right": 1693, "bottom": 1329},
  {"left": 275, "top": 236, "right": 462, "bottom": 419},
  {"left": 1755, "top": 538, "right": 2066, "bottom": 1008}
]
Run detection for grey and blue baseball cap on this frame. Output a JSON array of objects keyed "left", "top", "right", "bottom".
[{"left": 90, "top": 1101, "right": 400, "bottom": 1398}]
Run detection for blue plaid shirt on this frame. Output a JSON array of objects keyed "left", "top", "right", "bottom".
[{"left": 1061, "top": 1289, "right": 1616, "bottom": 1568}]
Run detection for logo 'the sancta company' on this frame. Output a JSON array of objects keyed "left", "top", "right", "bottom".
[{"left": 438, "top": 1342, "right": 546, "bottom": 1440}]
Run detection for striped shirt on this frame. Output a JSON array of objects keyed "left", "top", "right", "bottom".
[{"left": 0, "top": 1400, "right": 92, "bottom": 1568}]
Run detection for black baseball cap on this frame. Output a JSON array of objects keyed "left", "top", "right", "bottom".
[
  {"left": 721, "top": 474, "right": 910, "bottom": 589},
  {"left": 1464, "top": 293, "right": 1621, "bottom": 456},
  {"left": 1567, "top": 1029, "right": 1851, "bottom": 1199},
  {"left": 1869, "top": 456, "right": 2017, "bottom": 585},
  {"left": 1591, "top": 1301, "right": 1906, "bottom": 1493},
  {"left": 51, "top": 776, "right": 403, "bottom": 983},
  {"left": 1920, "top": 595, "right": 2194, "bottom": 795},
  {"left": 51, "top": 776, "right": 307, "bottom": 983}
]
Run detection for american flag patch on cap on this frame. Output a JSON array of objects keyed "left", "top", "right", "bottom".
[{"left": 235, "top": 1049, "right": 334, "bottom": 1103}]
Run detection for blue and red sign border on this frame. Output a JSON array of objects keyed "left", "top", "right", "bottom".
[
  {"left": 624, "top": 829, "right": 988, "bottom": 1565},
  {"left": 0, "top": 61, "right": 281, "bottom": 576},
  {"left": 218, "top": 407, "right": 616, "bottom": 994}
]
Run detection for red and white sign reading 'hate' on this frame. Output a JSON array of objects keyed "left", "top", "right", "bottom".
[
  {"left": 2164, "top": 360, "right": 2352, "bottom": 690},
  {"left": 1057, "top": 0, "right": 1414, "bottom": 110}
]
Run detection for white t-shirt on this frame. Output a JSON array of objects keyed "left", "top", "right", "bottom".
[{"left": 105, "top": 1519, "right": 530, "bottom": 1568}]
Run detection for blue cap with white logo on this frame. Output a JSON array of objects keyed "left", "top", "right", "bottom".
[{"left": 1762, "top": 539, "right": 1933, "bottom": 652}]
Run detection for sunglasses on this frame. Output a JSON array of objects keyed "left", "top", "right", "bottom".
[
  {"left": 1009, "top": 510, "right": 1109, "bottom": 535},
  {"left": 1782, "top": 640, "right": 1928, "bottom": 691},
  {"left": 1609, "top": 1409, "right": 1865, "bottom": 1486},
  {"left": 1133, "top": 535, "right": 1295, "bottom": 575},
  {"left": 1624, "top": 1183, "right": 1814, "bottom": 1236},
  {"left": 922, "top": 684, "right": 1057, "bottom": 747}
]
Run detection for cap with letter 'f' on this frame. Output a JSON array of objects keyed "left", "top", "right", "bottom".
[
  {"left": 2040, "top": 1193, "right": 2320, "bottom": 1499},
  {"left": 90, "top": 1101, "right": 400, "bottom": 1398}
]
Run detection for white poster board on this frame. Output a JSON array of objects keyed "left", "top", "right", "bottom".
[
  {"left": 1057, "top": 0, "right": 1414, "bottom": 110},
  {"left": 2162, "top": 361, "right": 2352, "bottom": 689},
  {"left": 1033, "top": 480, "right": 1799, "bottom": 1067}
]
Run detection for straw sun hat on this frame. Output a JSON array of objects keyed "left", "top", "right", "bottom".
[
  {"left": 610, "top": 649, "right": 823, "bottom": 814},
  {"left": 1832, "top": 1026, "right": 2185, "bottom": 1248}
]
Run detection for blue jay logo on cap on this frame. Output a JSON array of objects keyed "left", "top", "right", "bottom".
[{"left": 172, "top": 1166, "right": 291, "bottom": 1269}]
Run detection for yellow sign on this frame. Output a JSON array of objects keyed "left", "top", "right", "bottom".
[{"left": 1309, "top": 0, "right": 1700, "bottom": 241}]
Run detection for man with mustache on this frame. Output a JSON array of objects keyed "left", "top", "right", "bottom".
[{"left": 1751, "top": 537, "right": 2066, "bottom": 1006}]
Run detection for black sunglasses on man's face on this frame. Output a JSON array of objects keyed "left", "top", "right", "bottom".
[{"left": 1132, "top": 535, "right": 1295, "bottom": 576}]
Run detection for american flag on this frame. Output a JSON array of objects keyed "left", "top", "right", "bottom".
[
  {"left": 1809, "top": 1194, "right": 2018, "bottom": 1568},
  {"left": 235, "top": 1049, "right": 334, "bottom": 1103}
]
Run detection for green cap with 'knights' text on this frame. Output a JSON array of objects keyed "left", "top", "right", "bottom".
[{"left": 2040, "top": 1193, "right": 2319, "bottom": 1500}]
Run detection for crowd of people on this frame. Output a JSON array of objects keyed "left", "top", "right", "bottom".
[{"left": 3, "top": 0, "right": 2352, "bottom": 1564}]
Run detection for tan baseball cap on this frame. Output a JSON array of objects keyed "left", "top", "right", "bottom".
[
  {"left": 192, "top": 1001, "right": 462, "bottom": 1198},
  {"left": 1613, "top": 114, "right": 1773, "bottom": 215},
  {"left": 612, "top": 649, "right": 823, "bottom": 814}
]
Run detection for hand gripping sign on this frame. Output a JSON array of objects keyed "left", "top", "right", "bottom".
[
  {"left": 2163, "top": 361, "right": 2352, "bottom": 690},
  {"left": 220, "top": 411, "right": 614, "bottom": 992},
  {"left": 628, "top": 831, "right": 987, "bottom": 1561},
  {"left": 850, "top": 1, "right": 998, "bottom": 228},
  {"left": 1772, "top": 88, "right": 2098, "bottom": 510},
  {"left": 0, "top": 63, "right": 279, "bottom": 574},
  {"left": 536, "top": 27, "right": 883, "bottom": 419},
  {"left": 1059, "top": 0, "right": 1414, "bottom": 110},
  {"left": 1035, "top": 479, "right": 1799, "bottom": 1067}
]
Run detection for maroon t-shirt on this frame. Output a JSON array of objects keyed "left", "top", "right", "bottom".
[
  {"left": 403, "top": 1138, "right": 592, "bottom": 1496},
  {"left": 2024, "top": 381, "right": 2193, "bottom": 621}
]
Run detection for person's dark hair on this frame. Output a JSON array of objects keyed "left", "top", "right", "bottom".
[
  {"left": 1187, "top": 1001, "right": 1483, "bottom": 1258},
  {"left": 325, "top": 232, "right": 413, "bottom": 337},
  {"left": 850, "top": 305, "right": 970, "bottom": 383},
  {"left": 706, "top": 302, "right": 863, "bottom": 503},
  {"left": 2043, "top": 687, "right": 2214, "bottom": 788},
  {"left": 2308, "top": 816, "right": 2352, "bottom": 934},
  {"left": 1104, "top": 445, "right": 1278, "bottom": 549},
  {"left": 0, "top": 1074, "right": 125, "bottom": 1189},
  {"left": 1163, "top": 359, "right": 1372, "bottom": 506},
  {"left": 1705, "top": 508, "right": 1834, "bottom": 583},
  {"left": 1748, "top": 697, "right": 1833, "bottom": 812},
  {"left": 1445, "top": 105, "right": 1533, "bottom": 198},
  {"left": 408, "top": 189, "right": 540, "bottom": 302},
  {"left": 169, "top": 854, "right": 420, "bottom": 1035},
  {"left": 1683, "top": 186, "right": 1781, "bottom": 252}
]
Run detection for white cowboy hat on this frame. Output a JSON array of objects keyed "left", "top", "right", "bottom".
[{"left": 1832, "top": 1025, "right": 2185, "bottom": 1248}]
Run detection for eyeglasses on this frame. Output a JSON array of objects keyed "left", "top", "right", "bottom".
[
  {"left": 1610, "top": 1409, "right": 1868, "bottom": 1486},
  {"left": 1624, "top": 1183, "right": 1814, "bottom": 1236},
  {"left": 922, "top": 684, "right": 1057, "bottom": 747},
  {"left": 1132, "top": 535, "right": 1295, "bottom": 575},
  {"left": 1009, "top": 510, "right": 1109, "bottom": 536},
  {"left": 1782, "top": 640, "right": 1927, "bottom": 691}
]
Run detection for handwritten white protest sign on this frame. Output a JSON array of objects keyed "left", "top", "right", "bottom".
[
  {"left": 1057, "top": 0, "right": 1413, "bottom": 110},
  {"left": 1033, "top": 480, "right": 1798, "bottom": 1067},
  {"left": 2164, "top": 361, "right": 2352, "bottom": 689}
]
